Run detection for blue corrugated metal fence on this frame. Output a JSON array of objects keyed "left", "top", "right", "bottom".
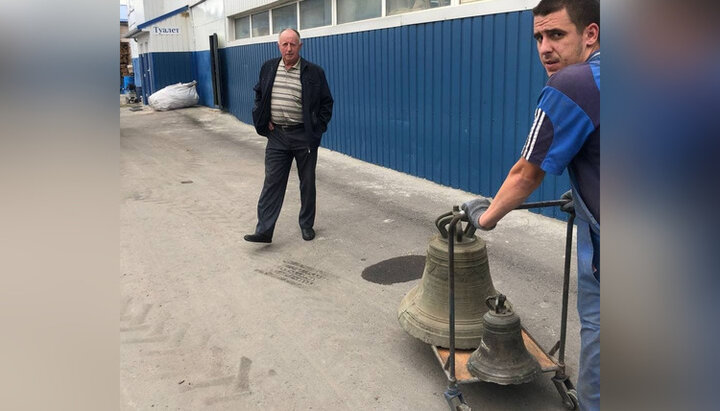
[
  {"left": 219, "top": 10, "right": 571, "bottom": 218},
  {"left": 192, "top": 51, "right": 215, "bottom": 107},
  {"left": 144, "top": 51, "right": 195, "bottom": 97},
  {"left": 136, "top": 51, "right": 215, "bottom": 107}
]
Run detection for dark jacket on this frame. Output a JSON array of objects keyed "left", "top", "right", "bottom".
[{"left": 252, "top": 57, "right": 334, "bottom": 148}]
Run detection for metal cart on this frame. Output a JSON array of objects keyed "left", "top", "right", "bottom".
[{"left": 438, "top": 200, "right": 578, "bottom": 411}]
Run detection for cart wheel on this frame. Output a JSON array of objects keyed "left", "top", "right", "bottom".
[
  {"left": 447, "top": 396, "right": 471, "bottom": 411},
  {"left": 564, "top": 389, "right": 578, "bottom": 410}
]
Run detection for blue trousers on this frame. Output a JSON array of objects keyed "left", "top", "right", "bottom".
[{"left": 576, "top": 217, "right": 600, "bottom": 411}]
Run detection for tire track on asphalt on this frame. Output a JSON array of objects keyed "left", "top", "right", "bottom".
[{"left": 121, "top": 298, "right": 258, "bottom": 406}]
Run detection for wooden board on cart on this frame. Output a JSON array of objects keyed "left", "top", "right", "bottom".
[{"left": 432, "top": 328, "right": 560, "bottom": 383}]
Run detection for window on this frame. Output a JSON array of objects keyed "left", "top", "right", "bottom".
[
  {"left": 272, "top": 3, "right": 298, "bottom": 33},
  {"left": 234, "top": 15, "right": 250, "bottom": 39},
  {"left": 387, "top": 0, "right": 450, "bottom": 16},
  {"left": 300, "top": 0, "right": 331, "bottom": 29},
  {"left": 337, "top": 0, "right": 381, "bottom": 24},
  {"left": 251, "top": 11, "right": 269, "bottom": 37}
]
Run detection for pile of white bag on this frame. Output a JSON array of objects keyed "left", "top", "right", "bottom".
[{"left": 148, "top": 80, "right": 199, "bottom": 111}]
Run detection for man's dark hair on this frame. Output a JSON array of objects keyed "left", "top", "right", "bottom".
[{"left": 532, "top": 0, "right": 600, "bottom": 32}]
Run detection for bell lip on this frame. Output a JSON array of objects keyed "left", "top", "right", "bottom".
[
  {"left": 398, "top": 290, "right": 487, "bottom": 349},
  {"left": 397, "top": 308, "right": 486, "bottom": 349},
  {"left": 465, "top": 332, "right": 542, "bottom": 385},
  {"left": 466, "top": 356, "right": 542, "bottom": 385},
  {"left": 468, "top": 369, "right": 541, "bottom": 385}
]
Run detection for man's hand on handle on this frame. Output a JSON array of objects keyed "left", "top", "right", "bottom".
[
  {"left": 461, "top": 198, "right": 495, "bottom": 231},
  {"left": 560, "top": 190, "right": 575, "bottom": 214}
]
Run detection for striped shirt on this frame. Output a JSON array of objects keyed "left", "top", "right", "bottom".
[{"left": 270, "top": 59, "right": 303, "bottom": 125}]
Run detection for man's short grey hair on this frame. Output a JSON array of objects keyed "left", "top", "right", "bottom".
[{"left": 278, "top": 28, "right": 301, "bottom": 42}]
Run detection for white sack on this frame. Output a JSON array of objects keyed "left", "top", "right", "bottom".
[{"left": 148, "top": 81, "right": 199, "bottom": 111}]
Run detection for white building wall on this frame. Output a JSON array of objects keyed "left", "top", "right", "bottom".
[
  {"left": 130, "top": 38, "right": 139, "bottom": 57},
  {"left": 225, "top": 0, "right": 292, "bottom": 17},
  {"left": 137, "top": 33, "right": 150, "bottom": 55},
  {"left": 224, "top": 0, "right": 537, "bottom": 46},
  {"left": 130, "top": 0, "right": 537, "bottom": 53},
  {"left": 137, "top": 0, "right": 188, "bottom": 23},
  {"left": 191, "top": 0, "right": 227, "bottom": 50},
  {"left": 146, "top": 12, "right": 193, "bottom": 52},
  {"left": 127, "top": 0, "right": 143, "bottom": 60},
  {"left": 127, "top": 0, "right": 145, "bottom": 30},
  {"left": 143, "top": 1, "right": 166, "bottom": 21}
]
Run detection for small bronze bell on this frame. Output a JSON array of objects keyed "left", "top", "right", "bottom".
[
  {"left": 398, "top": 212, "right": 499, "bottom": 349},
  {"left": 466, "top": 294, "right": 541, "bottom": 385}
]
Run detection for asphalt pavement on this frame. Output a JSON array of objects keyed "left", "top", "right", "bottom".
[{"left": 120, "top": 103, "right": 579, "bottom": 410}]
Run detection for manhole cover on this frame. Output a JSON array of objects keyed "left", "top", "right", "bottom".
[{"left": 362, "top": 255, "right": 425, "bottom": 285}]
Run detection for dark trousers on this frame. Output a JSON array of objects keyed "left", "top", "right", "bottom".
[{"left": 254, "top": 140, "right": 318, "bottom": 238}]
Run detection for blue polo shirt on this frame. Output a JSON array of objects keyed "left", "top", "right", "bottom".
[{"left": 521, "top": 51, "right": 600, "bottom": 222}]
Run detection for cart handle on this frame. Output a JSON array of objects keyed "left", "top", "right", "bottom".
[{"left": 515, "top": 199, "right": 571, "bottom": 210}]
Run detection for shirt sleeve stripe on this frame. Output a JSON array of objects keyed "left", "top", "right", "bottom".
[
  {"left": 522, "top": 108, "right": 541, "bottom": 158},
  {"left": 524, "top": 110, "right": 546, "bottom": 161}
]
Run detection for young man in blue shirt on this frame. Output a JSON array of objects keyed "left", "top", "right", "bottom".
[{"left": 463, "top": 0, "right": 600, "bottom": 409}]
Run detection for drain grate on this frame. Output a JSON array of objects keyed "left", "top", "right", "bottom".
[{"left": 255, "top": 260, "right": 328, "bottom": 288}]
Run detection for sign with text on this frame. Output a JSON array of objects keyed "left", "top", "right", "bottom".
[{"left": 153, "top": 26, "right": 180, "bottom": 35}]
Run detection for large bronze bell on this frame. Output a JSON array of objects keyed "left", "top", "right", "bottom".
[
  {"left": 466, "top": 294, "right": 541, "bottom": 385},
  {"left": 398, "top": 212, "right": 498, "bottom": 349}
]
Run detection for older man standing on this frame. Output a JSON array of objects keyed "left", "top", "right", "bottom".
[
  {"left": 245, "top": 28, "right": 333, "bottom": 243},
  {"left": 462, "top": 0, "right": 600, "bottom": 409}
]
